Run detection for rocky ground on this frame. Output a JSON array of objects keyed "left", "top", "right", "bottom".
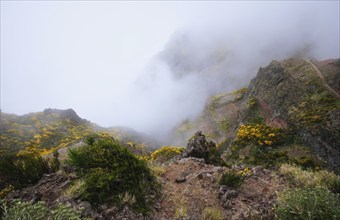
[
  {"left": 154, "top": 157, "right": 286, "bottom": 219},
  {"left": 5, "top": 157, "right": 287, "bottom": 220}
]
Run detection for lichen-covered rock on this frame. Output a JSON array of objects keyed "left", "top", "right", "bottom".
[{"left": 182, "top": 131, "right": 221, "bottom": 165}]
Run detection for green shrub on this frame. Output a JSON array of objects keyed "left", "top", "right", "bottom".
[
  {"left": 1, "top": 199, "right": 86, "bottom": 220},
  {"left": 50, "top": 203, "right": 85, "bottom": 220},
  {"left": 1, "top": 200, "right": 48, "bottom": 220},
  {"left": 63, "top": 179, "right": 86, "bottom": 198},
  {"left": 67, "top": 137, "right": 159, "bottom": 215},
  {"left": 276, "top": 188, "right": 340, "bottom": 220},
  {"left": 328, "top": 177, "right": 340, "bottom": 194},
  {"left": 280, "top": 164, "right": 340, "bottom": 194},
  {"left": 219, "top": 170, "right": 245, "bottom": 188},
  {"left": 0, "top": 153, "right": 51, "bottom": 188}
]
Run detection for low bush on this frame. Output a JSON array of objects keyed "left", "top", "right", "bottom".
[
  {"left": 150, "top": 146, "right": 185, "bottom": 163},
  {"left": 235, "top": 124, "right": 286, "bottom": 147},
  {"left": 63, "top": 179, "right": 85, "bottom": 198},
  {"left": 1, "top": 199, "right": 87, "bottom": 220},
  {"left": 280, "top": 164, "right": 340, "bottom": 193},
  {"left": 0, "top": 153, "right": 54, "bottom": 188},
  {"left": 276, "top": 188, "right": 340, "bottom": 219},
  {"left": 149, "top": 163, "right": 166, "bottom": 177},
  {"left": 67, "top": 137, "right": 159, "bottom": 215},
  {"left": 219, "top": 170, "right": 245, "bottom": 188}
]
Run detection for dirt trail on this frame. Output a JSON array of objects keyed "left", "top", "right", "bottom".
[{"left": 304, "top": 59, "right": 340, "bottom": 98}]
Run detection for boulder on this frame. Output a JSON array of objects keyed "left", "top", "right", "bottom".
[{"left": 182, "top": 131, "right": 221, "bottom": 165}]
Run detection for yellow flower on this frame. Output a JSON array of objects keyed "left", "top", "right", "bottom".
[{"left": 264, "top": 140, "right": 273, "bottom": 145}]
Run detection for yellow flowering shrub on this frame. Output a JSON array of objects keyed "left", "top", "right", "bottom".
[
  {"left": 137, "top": 155, "right": 151, "bottom": 162},
  {"left": 235, "top": 124, "right": 285, "bottom": 147},
  {"left": 239, "top": 167, "right": 252, "bottom": 177},
  {"left": 151, "top": 146, "right": 185, "bottom": 163}
]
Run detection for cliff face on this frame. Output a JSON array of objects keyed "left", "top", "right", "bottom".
[
  {"left": 172, "top": 58, "right": 340, "bottom": 173},
  {"left": 244, "top": 58, "right": 340, "bottom": 172}
]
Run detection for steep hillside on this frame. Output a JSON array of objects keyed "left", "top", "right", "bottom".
[
  {"left": 1, "top": 58, "right": 339, "bottom": 220},
  {"left": 0, "top": 108, "right": 157, "bottom": 156},
  {"left": 172, "top": 58, "right": 340, "bottom": 173},
  {"left": 242, "top": 58, "right": 340, "bottom": 172},
  {"left": 170, "top": 90, "right": 244, "bottom": 146}
]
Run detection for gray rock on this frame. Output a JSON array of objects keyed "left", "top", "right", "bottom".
[
  {"left": 182, "top": 131, "right": 221, "bottom": 165},
  {"left": 223, "top": 200, "right": 233, "bottom": 209},
  {"left": 115, "top": 206, "right": 143, "bottom": 220},
  {"left": 175, "top": 175, "right": 187, "bottom": 183}
]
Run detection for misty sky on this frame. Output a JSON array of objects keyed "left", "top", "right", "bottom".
[{"left": 1, "top": 1, "right": 339, "bottom": 138}]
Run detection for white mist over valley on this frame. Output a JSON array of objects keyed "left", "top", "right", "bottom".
[{"left": 1, "top": 1, "right": 339, "bottom": 140}]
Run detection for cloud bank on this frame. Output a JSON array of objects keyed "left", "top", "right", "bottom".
[{"left": 1, "top": 1, "right": 339, "bottom": 142}]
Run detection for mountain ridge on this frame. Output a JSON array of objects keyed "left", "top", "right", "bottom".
[{"left": 0, "top": 108, "right": 158, "bottom": 156}]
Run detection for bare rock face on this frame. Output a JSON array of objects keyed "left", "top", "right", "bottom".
[{"left": 182, "top": 131, "right": 221, "bottom": 165}]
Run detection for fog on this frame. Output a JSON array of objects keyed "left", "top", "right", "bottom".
[{"left": 1, "top": 1, "right": 339, "bottom": 141}]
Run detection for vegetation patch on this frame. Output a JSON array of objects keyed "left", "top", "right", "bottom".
[
  {"left": 0, "top": 111, "right": 92, "bottom": 155},
  {"left": 276, "top": 188, "right": 340, "bottom": 220},
  {"left": 201, "top": 207, "right": 222, "bottom": 220},
  {"left": 288, "top": 91, "right": 339, "bottom": 129},
  {"left": 244, "top": 96, "right": 264, "bottom": 124},
  {"left": 67, "top": 137, "right": 159, "bottom": 215},
  {"left": 280, "top": 164, "right": 340, "bottom": 194},
  {"left": 0, "top": 152, "right": 58, "bottom": 190},
  {"left": 150, "top": 146, "right": 185, "bottom": 163},
  {"left": 219, "top": 170, "right": 245, "bottom": 188},
  {"left": 208, "top": 93, "right": 226, "bottom": 114},
  {"left": 225, "top": 124, "right": 292, "bottom": 167},
  {"left": 217, "top": 119, "right": 231, "bottom": 132},
  {"left": 63, "top": 179, "right": 86, "bottom": 199},
  {"left": 1, "top": 199, "right": 88, "bottom": 220},
  {"left": 231, "top": 88, "right": 248, "bottom": 101},
  {"left": 235, "top": 124, "right": 286, "bottom": 147}
]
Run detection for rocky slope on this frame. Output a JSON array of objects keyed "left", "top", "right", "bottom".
[
  {"left": 172, "top": 58, "right": 340, "bottom": 173},
  {"left": 3, "top": 132, "right": 288, "bottom": 220},
  {"left": 242, "top": 58, "right": 340, "bottom": 173}
]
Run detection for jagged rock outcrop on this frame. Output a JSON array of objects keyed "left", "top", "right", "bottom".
[{"left": 182, "top": 131, "right": 221, "bottom": 164}]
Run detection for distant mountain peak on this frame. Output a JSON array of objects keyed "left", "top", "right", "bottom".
[{"left": 43, "top": 108, "right": 83, "bottom": 123}]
